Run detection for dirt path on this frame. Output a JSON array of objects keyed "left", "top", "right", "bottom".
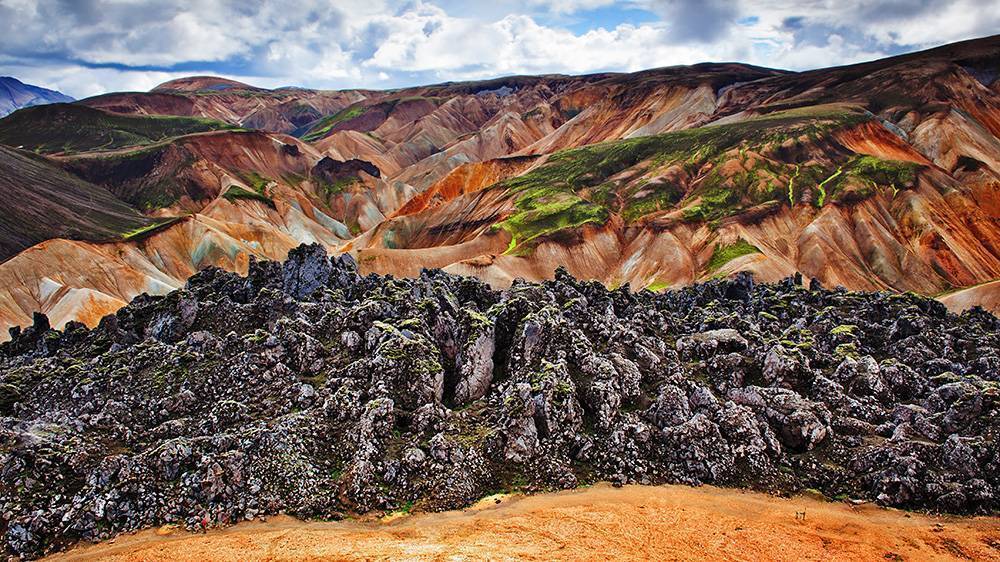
[{"left": 50, "top": 484, "right": 1000, "bottom": 561}]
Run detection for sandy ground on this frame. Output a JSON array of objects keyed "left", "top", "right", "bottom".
[{"left": 50, "top": 484, "right": 1000, "bottom": 561}]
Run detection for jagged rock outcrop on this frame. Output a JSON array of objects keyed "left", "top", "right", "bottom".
[
  {"left": 311, "top": 156, "right": 381, "bottom": 183},
  {"left": 1, "top": 247, "right": 998, "bottom": 559}
]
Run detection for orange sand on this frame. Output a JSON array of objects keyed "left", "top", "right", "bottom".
[{"left": 49, "top": 484, "right": 1000, "bottom": 561}]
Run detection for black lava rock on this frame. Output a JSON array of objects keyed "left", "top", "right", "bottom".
[{"left": 0, "top": 245, "right": 997, "bottom": 558}]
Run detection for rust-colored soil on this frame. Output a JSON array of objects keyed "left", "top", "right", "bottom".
[{"left": 50, "top": 484, "right": 1000, "bottom": 561}]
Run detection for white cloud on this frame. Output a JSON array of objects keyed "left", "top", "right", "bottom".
[
  {"left": 1, "top": 0, "right": 998, "bottom": 98},
  {"left": 526, "top": 0, "right": 618, "bottom": 13},
  {"left": 0, "top": 64, "right": 189, "bottom": 99}
]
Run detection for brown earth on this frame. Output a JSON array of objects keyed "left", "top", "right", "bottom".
[
  {"left": 48, "top": 484, "right": 1000, "bottom": 562},
  {"left": 940, "top": 279, "right": 1000, "bottom": 313}
]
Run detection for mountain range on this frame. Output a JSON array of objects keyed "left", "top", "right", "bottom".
[
  {"left": 0, "top": 76, "right": 73, "bottom": 118},
  {"left": 0, "top": 35, "right": 999, "bottom": 337}
]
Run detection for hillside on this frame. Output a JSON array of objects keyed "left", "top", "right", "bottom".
[
  {"left": 82, "top": 80, "right": 368, "bottom": 135},
  {"left": 0, "top": 104, "right": 237, "bottom": 154},
  {"left": 0, "top": 145, "right": 152, "bottom": 260},
  {"left": 356, "top": 104, "right": 999, "bottom": 297},
  {"left": 0, "top": 76, "right": 73, "bottom": 117},
  {"left": 0, "top": 35, "right": 998, "bottom": 337}
]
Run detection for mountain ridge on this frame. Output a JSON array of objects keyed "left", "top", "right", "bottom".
[{"left": 0, "top": 35, "right": 998, "bottom": 337}]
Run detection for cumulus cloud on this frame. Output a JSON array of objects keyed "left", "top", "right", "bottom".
[{"left": 0, "top": 0, "right": 997, "bottom": 98}]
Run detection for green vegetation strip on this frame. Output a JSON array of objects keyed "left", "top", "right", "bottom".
[
  {"left": 788, "top": 165, "right": 800, "bottom": 206},
  {"left": 223, "top": 186, "right": 275, "bottom": 209},
  {"left": 495, "top": 193, "right": 608, "bottom": 256},
  {"left": 815, "top": 166, "right": 843, "bottom": 207},
  {"left": 302, "top": 105, "right": 366, "bottom": 142},
  {"left": 848, "top": 155, "right": 917, "bottom": 187},
  {"left": 121, "top": 216, "right": 186, "bottom": 242},
  {"left": 242, "top": 172, "right": 271, "bottom": 194},
  {"left": 822, "top": 155, "right": 921, "bottom": 204}
]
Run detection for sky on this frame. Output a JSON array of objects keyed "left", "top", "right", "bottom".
[{"left": 1, "top": 0, "right": 999, "bottom": 99}]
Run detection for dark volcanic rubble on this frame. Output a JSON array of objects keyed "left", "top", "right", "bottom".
[{"left": 1, "top": 244, "right": 999, "bottom": 558}]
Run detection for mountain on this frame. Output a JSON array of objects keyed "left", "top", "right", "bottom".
[
  {"left": 0, "top": 35, "right": 999, "bottom": 337},
  {"left": 1, "top": 246, "right": 997, "bottom": 558},
  {"left": 0, "top": 144, "right": 153, "bottom": 258},
  {"left": 0, "top": 76, "right": 73, "bottom": 117},
  {"left": 82, "top": 76, "right": 370, "bottom": 135},
  {"left": 0, "top": 103, "right": 237, "bottom": 155}
]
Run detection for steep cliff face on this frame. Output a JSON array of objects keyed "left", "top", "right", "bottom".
[{"left": 1, "top": 36, "right": 999, "bottom": 337}]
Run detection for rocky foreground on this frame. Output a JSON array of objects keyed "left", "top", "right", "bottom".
[{"left": 1, "top": 245, "right": 998, "bottom": 558}]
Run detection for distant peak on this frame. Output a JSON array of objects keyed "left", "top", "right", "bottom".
[
  {"left": 0, "top": 77, "right": 74, "bottom": 118},
  {"left": 151, "top": 76, "right": 261, "bottom": 93}
]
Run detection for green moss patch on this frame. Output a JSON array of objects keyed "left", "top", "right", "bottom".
[
  {"left": 622, "top": 182, "right": 685, "bottom": 222},
  {"left": 645, "top": 279, "right": 672, "bottom": 292},
  {"left": 707, "top": 239, "right": 760, "bottom": 273},
  {"left": 223, "top": 186, "right": 275, "bottom": 209},
  {"left": 220, "top": 172, "right": 277, "bottom": 208},
  {"left": 318, "top": 175, "right": 360, "bottom": 198},
  {"left": 830, "top": 324, "right": 858, "bottom": 336},
  {"left": 847, "top": 155, "right": 919, "bottom": 187},
  {"left": 301, "top": 105, "right": 366, "bottom": 142},
  {"left": 494, "top": 191, "right": 608, "bottom": 256},
  {"left": 121, "top": 216, "right": 186, "bottom": 242},
  {"left": 237, "top": 171, "right": 274, "bottom": 195},
  {"left": 823, "top": 156, "right": 921, "bottom": 204}
]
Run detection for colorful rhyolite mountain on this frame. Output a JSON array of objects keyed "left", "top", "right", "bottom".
[
  {"left": 1, "top": 36, "right": 999, "bottom": 336},
  {"left": 0, "top": 76, "right": 73, "bottom": 118}
]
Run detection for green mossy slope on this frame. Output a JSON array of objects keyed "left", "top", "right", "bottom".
[{"left": 0, "top": 103, "right": 236, "bottom": 154}]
